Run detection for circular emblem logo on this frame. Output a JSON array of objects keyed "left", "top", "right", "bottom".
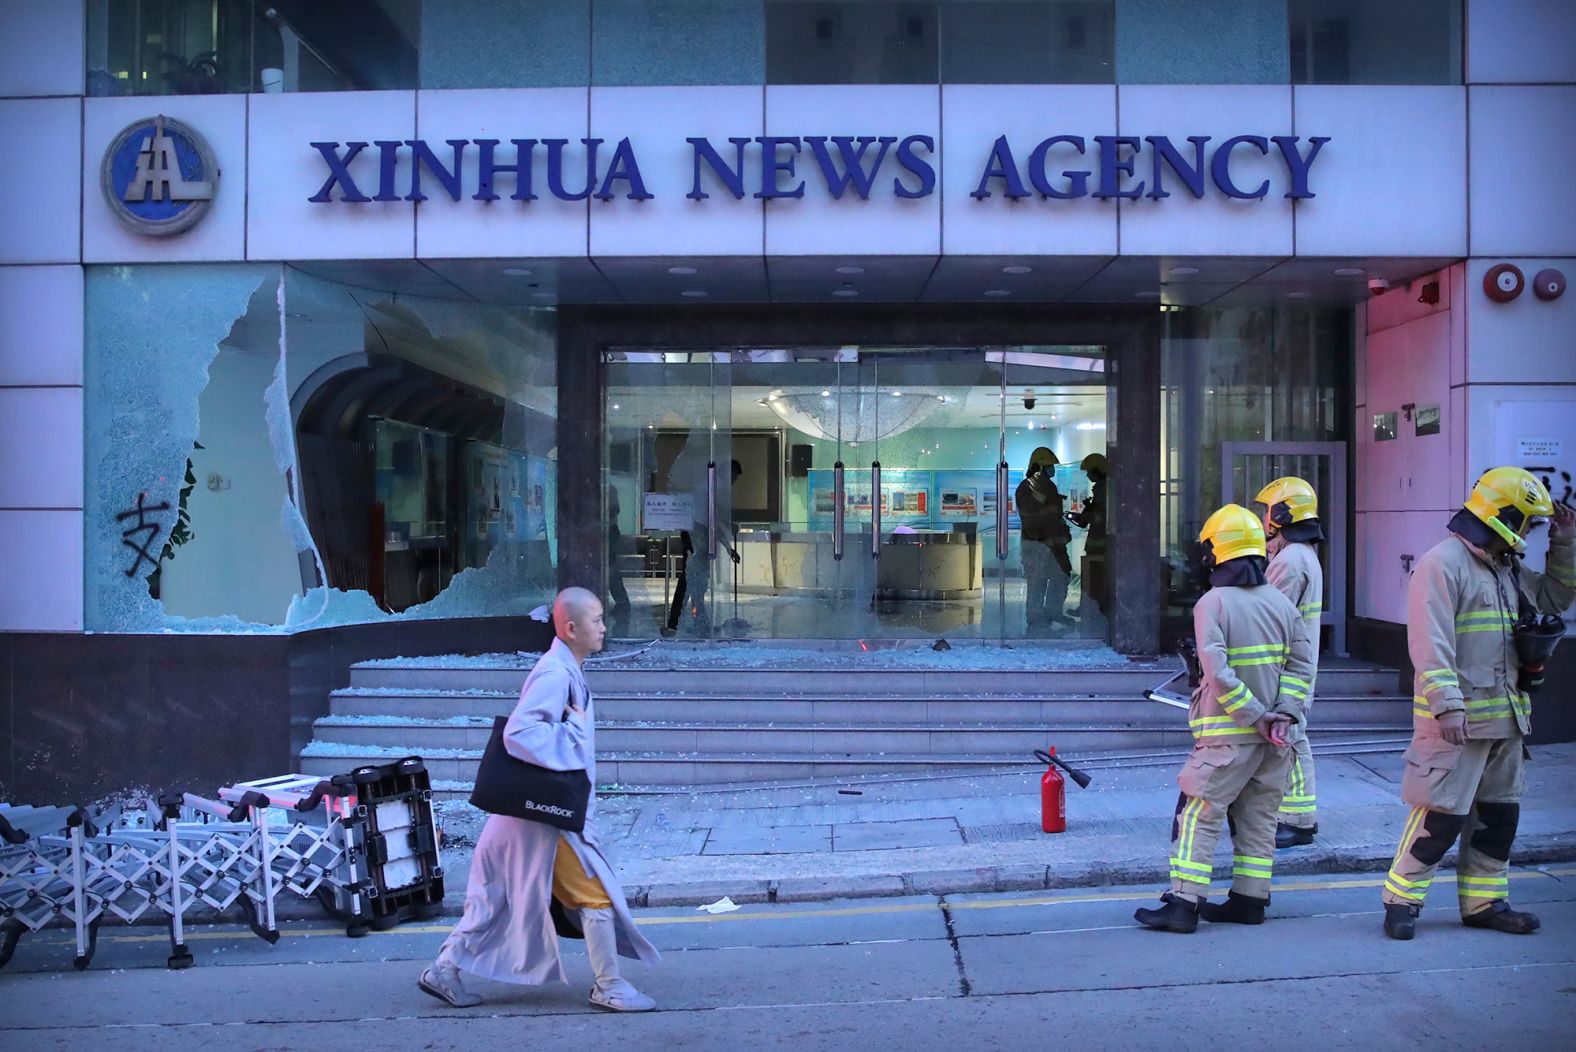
[{"left": 101, "top": 116, "right": 217, "bottom": 236}]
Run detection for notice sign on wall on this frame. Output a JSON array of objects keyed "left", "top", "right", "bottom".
[
  {"left": 642, "top": 492, "right": 694, "bottom": 532},
  {"left": 1517, "top": 438, "right": 1563, "bottom": 460}
]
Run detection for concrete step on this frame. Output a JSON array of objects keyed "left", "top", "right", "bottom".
[
  {"left": 346, "top": 663, "right": 1404, "bottom": 698},
  {"left": 327, "top": 689, "right": 1414, "bottom": 726},
  {"left": 300, "top": 740, "right": 1411, "bottom": 789},
  {"left": 311, "top": 716, "right": 1411, "bottom": 756}
]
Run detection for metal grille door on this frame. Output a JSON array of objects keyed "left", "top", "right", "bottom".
[{"left": 1220, "top": 441, "right": 1347, "bottom": 655}]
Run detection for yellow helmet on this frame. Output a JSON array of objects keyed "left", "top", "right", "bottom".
[
  {"left": 1254, "top": 476, "right": 1319, "bottom": 534},
  {"left": 1028, "top": 446, "right": 1058, "bottom": 472},
  {"left": 1080, "top": 453, "right": 1108, "bottom": 475},
  {"left": 1199, "top": 504, "right": 1266, "bottom": 568},
  {"left": 1464, "top": 466, "right": 1553, "bottom": 553}
]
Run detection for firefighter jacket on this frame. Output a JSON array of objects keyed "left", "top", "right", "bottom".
[
  {"left": 1190, "top": 583, "right": 1317, "bottom": 743},
  {"left": 1407, "top": 528, "right": 1576, "bottom": 740},
  {"left": 1016, "top": 473, "right": 1070, "bottom": 545}
]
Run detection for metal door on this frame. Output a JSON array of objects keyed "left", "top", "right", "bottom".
[{"left": 1220, "top": 441, "right": 1348, "bottom": 655}]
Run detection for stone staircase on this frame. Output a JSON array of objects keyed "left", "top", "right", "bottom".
[{"left": 299, "top": 653, "right": 1413, "bottom": 793}]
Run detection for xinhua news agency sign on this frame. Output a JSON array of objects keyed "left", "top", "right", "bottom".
[{"left": 305, "top": 133, "right": 1331, "bottom": 205}]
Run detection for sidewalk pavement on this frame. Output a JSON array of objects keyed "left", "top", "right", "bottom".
[{"left": 421, "top": 742, "right": 1576, "bottom": 911}]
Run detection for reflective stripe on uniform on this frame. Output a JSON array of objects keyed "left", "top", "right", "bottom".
[
  {"left": 1226, "top": 642, "right": 1290, "bottom": 669},
  {"left": 1282, "top": 755, "right": 1316, "bottom": 813},
  {"left": 1279, "top": 673, "right": 1311, "bottom": 701},
  {"left": 1385, "top": 807, "right": 1432, "bottom": 903},
  {"left": 1232, "top": 853, "right": 1273, "bottom": 880},
  {"left": 1172, "top": 798, "right": 1212, "bottom": 886},
  {"left": 1455, "top": 610, "right": 1511, "bottom": 634},
  {"left": 1189, "top": 715, "right": 1259, "bottom": 739},
  {"left": 1457, "top": 875, "right": 1509, "bottom": 892},
  {"left": 1218, "top": 683, "right": 1255, "bottom": 714}
]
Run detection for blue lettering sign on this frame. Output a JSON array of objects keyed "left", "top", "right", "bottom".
[{"left": 302, "top": 130, "right": 1329, "bottom": 209}]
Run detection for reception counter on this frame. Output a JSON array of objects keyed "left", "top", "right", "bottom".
[{"left": 734, "top": 528, "right": 983, "bottom": 600}]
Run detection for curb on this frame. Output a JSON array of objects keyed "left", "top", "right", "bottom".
[{"left": 80, "top": 833, "right": 1576, "bottom": 929}]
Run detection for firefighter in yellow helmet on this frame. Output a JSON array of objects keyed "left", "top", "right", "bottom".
[
  {"left": 1383, "top": 467, "right": 1575, "bottom": 939},
  {"left": 1134, "top": 504, "right": 1316, "bottom": 933},
  {"left": 1016, "top": 447, "right": 1073, "bottom": 628},
  {"left": 1252, "top": 477, "right": 1326, "bottom": 849}
]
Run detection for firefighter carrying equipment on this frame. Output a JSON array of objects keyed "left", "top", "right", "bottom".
[
  {"left": 1463, "top": 466, "right": 1554, "bottom": 554},
  {"left": 1407, "top": 510, "right": 1575, "bottom": 740},
  {"left": 1199, "top": 504, "right": 1266, "bottom": 569},
  {"left": 1254, "top": 476, "right": 1320, "bottom": 533}
]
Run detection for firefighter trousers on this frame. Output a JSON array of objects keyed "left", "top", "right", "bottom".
[
  {"left": 1169, "top": 741, "right": 1291, "bottom": 902},
  {"left": 1383, "top": 736, "right": 1524, "bottom": 916},
  {"left": 1277, "top": 736, "right": 1318, "bottom": 829}
]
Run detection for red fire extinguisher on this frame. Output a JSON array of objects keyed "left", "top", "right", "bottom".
[{"left": 1035, "top": 748, "right": 1092, "bottom": 833}]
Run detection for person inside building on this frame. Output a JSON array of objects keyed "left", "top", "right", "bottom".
[
  {"left": 1067, "top": 452, "right": 1109, "bottom": 618},
  {"left": 1134, "top": 504, "right": 1316, "bottom": 933},
  {"left": 1252, "top": 477, "right": 1326, "bottom": 849},
  {"left": 1382, "top": 468, "right": 1575, "bottom": 940},
  {"left": 664, "top": 457, "right": 742, "bottom": 637},
  {"left": 605, "top": 483, "right": 630, "bottom": 618},
  {"left": 1017, "top": 446, "right": 1073, "bottom": 628},
  {"left": 420, "top": 587, "right": 661, "bottom": 1011}
]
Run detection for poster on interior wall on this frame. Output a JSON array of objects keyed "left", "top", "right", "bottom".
[
  {"left": 523, "top": 455, "right": 550, "bottom": 541},
  {"left": 934, "top": 470, "right": 1001, "bottom": 524}
]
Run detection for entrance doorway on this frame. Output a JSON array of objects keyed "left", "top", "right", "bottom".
[{"left": 603, "top": 345, "right": 1111, "bottom": 643}]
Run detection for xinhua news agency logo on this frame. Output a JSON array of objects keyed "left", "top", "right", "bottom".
[{"left": 101, "top": 116, "right": 217, "bottom": 236}]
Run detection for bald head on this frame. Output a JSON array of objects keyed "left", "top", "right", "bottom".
[{"left": 553, "top": 587, "right": 606, "bottom": 661}]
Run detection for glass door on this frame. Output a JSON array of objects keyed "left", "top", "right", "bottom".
[{"left": 603, "top": 350, "right": 732, "bottom": 640}]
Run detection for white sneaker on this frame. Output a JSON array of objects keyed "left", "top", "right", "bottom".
[
  {"left": 419, "top": 964, "right": 482, "bottom": 1008},
  {"left": 589, "top": 979, "right": 657, "bottom": 1013}
]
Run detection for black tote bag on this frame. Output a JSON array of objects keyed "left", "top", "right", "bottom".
[{"left": 469, "top": 713, "right": 591, "bottom": 833}]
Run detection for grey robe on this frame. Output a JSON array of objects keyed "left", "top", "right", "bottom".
[{"left": 436, "top": 639, "right": 659, "bottom": 984}]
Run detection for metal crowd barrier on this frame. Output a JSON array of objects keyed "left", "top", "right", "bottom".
[{"left": 0, "top": 756, "right": 444, "bottom": 972}]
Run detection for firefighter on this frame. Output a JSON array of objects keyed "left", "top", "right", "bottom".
[
  {"left": 1017, "top": 447, "right": 1073, "bottom": 627},
  {"left": 1382, "top": 467, "right": 1575, "bottom": 940},
  {"left": 1135, "top": 504, "right": 1317, "bottom": 933},
  {"left": 1068, "top": 453, "right": 1110, "bottom": 617},
  {"left": 1252, "top": 477, "right": 1326, "bottom": 848}
]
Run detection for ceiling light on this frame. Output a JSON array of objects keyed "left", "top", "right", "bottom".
[
  {"left": 1333, "top": 267, "right": 1365, "bottom": 277},
  {"left": 681, "top": 289, "right": 708, "bottom": 298},
  {"left": 1002, "top": 265, "right": 1032, "bottom": 275},
  {"left": 821, "top": 389, "right": 831, "bottom": 397},
  {"left": 1027, "top": 420, "right": 1036, "bottom": 430},
  {"left": 611, "top": 403, "right": 620, "bottom": 410},
  {"left": 1285, "top": 291, "right": 1311, "bottom": 299},
  {"left": 835, "top": 265, "right": 865, "bottom": 275},
  {"left": 984, "top": 289, "right": 1010, "bottom": 297},
  {"left": 833, "top": 288, "right": 859, "bottom": 297},
  {"left": 1135, "top": 290, "right": 1162, "bottom": 299},
  {"left": 502, "top": 267, "right": 533, "bottom": 277},
  {"left": 1168, "top": 266, "right": 1200, "bottom": 276},
  {"left": 936, "top": 395, "right": 946, "bottom": 401},
  {"left": 1076, "top": 421, "right": 1107, "bottom": 431},
  {"left": 891, "top": 391, "right": 903, "bottom": 397},
  {"left": 668, "top": 266, "right": 698, "bottom": 275}
]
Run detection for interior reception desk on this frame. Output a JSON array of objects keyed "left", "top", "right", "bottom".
[{"left": 733, "top": 527, "right": 983, "bottom": 600}]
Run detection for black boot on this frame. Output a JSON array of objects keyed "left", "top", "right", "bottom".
[
  {"left": 1462, "top": 900, "right": 1540, "bottom": 934},
  {"left": 1384, "top": 903, "right": 1419, "bottom": 940},
  {"left": 1199, "top": 890, "right": 1268, "bottom": 925},
  {"left": 1134, "top": 892, "right": 1200, "bottom": 934},
  {"left": 1275, "top": 822, "right": 1316, "bottom": 848}
]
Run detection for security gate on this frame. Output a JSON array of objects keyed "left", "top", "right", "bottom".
[{"left": 1221, "top": 441, "right": 1347, "bottom": 655}]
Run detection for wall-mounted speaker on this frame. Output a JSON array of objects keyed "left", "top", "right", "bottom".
[{"left": 789, "top": 444, "right": 813, "bottom": 478}]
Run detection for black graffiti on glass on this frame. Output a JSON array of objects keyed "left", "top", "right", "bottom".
[
  {"left": 1525, "top": 467, "right": 1574, "bottom": 510},
  {"left": 116, "top": 493, "right": 171, "bottom": 578}
]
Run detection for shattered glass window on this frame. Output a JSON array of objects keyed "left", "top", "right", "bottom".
[{"left": 83, "top": 264, "right": 558, "bottom": 632}]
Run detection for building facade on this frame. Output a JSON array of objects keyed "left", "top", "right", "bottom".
[{"left": 1, "top": 1, "right": 1573, "bottom": 794}]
